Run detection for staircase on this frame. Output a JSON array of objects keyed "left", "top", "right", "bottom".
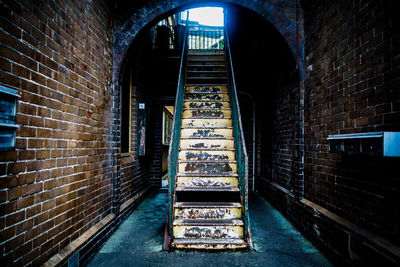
[{"left": 169, "top": 49, "right": 248, "bottom": 250}]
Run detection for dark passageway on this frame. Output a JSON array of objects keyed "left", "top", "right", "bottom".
[
  {"left": 1, "top": 0, "right": 399, "bottom": 266},
  {"left": 88, "top": 190, "right": 332, "bottom": 266}
]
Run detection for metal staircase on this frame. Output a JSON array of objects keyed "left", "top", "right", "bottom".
[{"left": 167, "top": 22, "right": 252, "bottom": 250}]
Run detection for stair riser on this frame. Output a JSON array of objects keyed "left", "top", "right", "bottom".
[
  {"left": 182, "top": 109, "right": 231, "bottom": 119},
  {"left": 188, "top": 50, "right": 224, "bottom": 55},
  {"left": 185, "top": 93, "right": 229, "bottom": 101},
  {"left": 184, "top": 101, "right": 230, "bottom": 109},
  {"left": 179, "top": 162, "right": 237, "bottom": 174},
  {"left": 188, "top": 60, "right": 225, "bottom": 66},
  {"left": 173, "top": 225, "right": 243, "bottom": 239},
  {"left": 188, "top": 55, "right": 225, "bottom": 60},
  {"left": 177, "top": 177, "right": 238, "bottom": 188},
  {"left": 174, "top": 207, "right": 242, "bottom": 220},
  {"left": 180, "top": 129, "right": 233, "bottom": 139},
  {"left": 187, "top": 72, "right": 227, "bottom": 78},
  {"left": 185, "top": 85, "right": 228, "bottom": 93},
  {"left": 182, "top": 119, "right": 232, "bottom": 128},
  {"left": 180, "top": 139, "right": 234, "bottom": 149},
  {"left": 172, "top": 242, "right": 247, "bottom": 250},
  {"left": 186, "top": 78, "right": 228, "bottom": 85},
  {"left": 187, "top": 66, "right": 226, "bottom": 72}
]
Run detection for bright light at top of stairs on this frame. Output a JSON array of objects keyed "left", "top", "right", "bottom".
[{"left": 182, "top": 7, "right": 224, "bottom": 26}]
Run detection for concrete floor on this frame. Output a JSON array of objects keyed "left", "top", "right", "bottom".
[{"left": 87, "top": 191, "right": 332, "bottom": 267}]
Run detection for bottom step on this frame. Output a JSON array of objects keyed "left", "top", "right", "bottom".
[{"left": 172, "top": 238, "right": 248, "bottom": 250}]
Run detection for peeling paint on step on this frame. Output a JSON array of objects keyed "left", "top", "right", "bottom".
[
  {"left": 173, "top": 225, "right": 243, "bottom": 239},
  {"left": 175, "top": 207, "right": 241, "bottom": 220},
  {"left": 182, "top": 118, "right": 232, "bottom": 128},
  {"left": 180, "top": 139, "right": 234, "bottom": 149},
  {"left": 184, "top": 101, "right": 230, "bottom": 109},
  {"left": 179, "top": 162, "right": 236, "bottom": 173},
  {"left": 177, "top": 177, "right": 239, "bottom": 188}
]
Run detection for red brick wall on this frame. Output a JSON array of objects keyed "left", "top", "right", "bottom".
[
  {"left": 0, "top": 0, "right": 116, "bottom": 265},
  {"left": 304, "top": 0, "right": 400, "bottom": 245}
]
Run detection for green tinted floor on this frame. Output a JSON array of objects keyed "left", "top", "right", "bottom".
[{"left": 87, "top": 191, "right": 332, "bottom": 267}]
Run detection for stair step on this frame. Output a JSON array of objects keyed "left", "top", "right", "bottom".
[
  {"left": 188, "top": 59, "right": 225, "bottom": 63},
  {"left": 185, "top": 92, "right": 229, "bottom": 101},
  {"left": 182, "top": 109, "right": 231, "bottom": 119},
  {"left": 174, "top": 202, "right": 241, "bottom": 220},
  {"left": 180, "top": 128, "right": 233, "bottom": 138},
  {"left": 178, "top": 160, "right": 237, "bottom": 174},
  {"left": 186, "top": 77, "right": 228, "bottom": 81},
  {"left": 175, "top": 202, "right": 241, "bottom": 208},
  {"left": 185, "top": 85, "right": 228, "bottom": 93},
  {"left": 175, "top": 186, "right": 240, "bottom": 192},
  {"left": 180, "top": 139, "right": 234, "bottom": 150},
  {"left": 188, "top": 49, "right": 224, "bottom": 55},
  {"left": 187, "top": 71, "right": 227, "bottom": 78},
  {"left": 177, "top": 173, "right": 238, "bottom": 177},
  {"left": 184, "top": 101, "right": 230, "bottom": 109},
  {"left": 173, "top": 219, "right": 243, "bottom": 226},
  {"left": 182, "top": 118, "right": 232, "bottom": 128},
  {"left": 172, "top": 238, "right": 247, "bottom": 250},
  {"left": 187, "top": 66, "right": 226, "bottom": 72},
  {"left": 179, "top": 150, "right": 235, "bottom": 160},
  {"left": 177, "top": 176, "right": 238, "bottom": 188},
  {"left": 173, "top": 219, "right": 243, "bottom": 239}
]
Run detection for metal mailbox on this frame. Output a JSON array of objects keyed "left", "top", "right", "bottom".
[{"left": 327, "top": 132, "right": 400, "bottom": 157}]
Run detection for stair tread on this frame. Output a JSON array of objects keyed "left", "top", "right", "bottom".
[
  {"left": 188, "top": 64, "right": 226, "bottom": 67},
  {"left": 182, "top": 116, "right": 231, "bottom": 120},
  {"left": 175, "top": 202, "right": 241, "bottom": 208},
  {"left": 183, "top": 108, "right": 231, "bottom": 110},
  {"left": 175, "top": 186, "right": 240, "bottom": 192},
  {"left": 178, "top": 160, "right": 236, "bottom": 163},
  {"left": 183, "top": 99, "right": 228, "bottom": 102},
  {"left": 185, "top": 92, "right": 229, "bottom": 95},
  {"left": 172, "top": 238, "right": 246, "bottom": 245},
  {"left": 180, "top": 137, "right": 233, "bottom": 140},
  {"left": 187, "top": 70, "right": 227, "bottom": 73},
  {"left": 187, "top": 77, "right": 228, "bottom": 79},
  {"left": 185, "top": 83, "right": 228, "bottom": 86},
  {"left": 173, "top": 218, "right": 244, "bottom": 226},
  {"left": 177, "top": 173, "right": 238, "bottom": 177}
]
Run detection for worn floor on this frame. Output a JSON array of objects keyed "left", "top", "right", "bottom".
[{"left": 87, "top": 191, "right": 332, "bottom": 267}]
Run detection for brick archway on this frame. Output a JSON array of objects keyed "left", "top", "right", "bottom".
[{"left": 113, "top": 0, "right": 304, "bottom": 84}]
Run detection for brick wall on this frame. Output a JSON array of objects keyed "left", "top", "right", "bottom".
[
  {"left": 304, "top": 0, "right": 400, "bottom": 244},
  {"left": 0, "top": 0, "right": 118, "bottom": 265},
  {"left": 270, "top": 76, "right": 302, "bottom": 194},
  {"left": 261, "top": 0, "right": 400, "bottom": 265}
]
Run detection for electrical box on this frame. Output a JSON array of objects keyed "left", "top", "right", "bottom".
[
  {"left": 327, "top": 132, "right": 400, "bottom": 157},
  {"left": 0, "top": 86, "right": 20, "bottom": 151}
]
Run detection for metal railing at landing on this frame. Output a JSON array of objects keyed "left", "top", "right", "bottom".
[{"left": 188, "top": 25, "right": 224, "bottom": 50}]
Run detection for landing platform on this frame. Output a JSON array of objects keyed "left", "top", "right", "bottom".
[{"left": 88, "top": 191, "right": 332, "bottom": 266}]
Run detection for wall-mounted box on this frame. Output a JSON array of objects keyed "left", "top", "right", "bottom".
[
  {"left": 0, "top": 86, "right": 20, "bottom": 151},
  {"left": 327, "top": 132, "right": 400, "bottom": 157}
]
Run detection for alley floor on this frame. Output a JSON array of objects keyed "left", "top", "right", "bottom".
[{"left": 87, "top": 191, "right": 332, "bottom": 266}]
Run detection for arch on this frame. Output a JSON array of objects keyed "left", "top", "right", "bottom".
[{"left": 113, "top": 0, "right": 304, "bottom": 84}]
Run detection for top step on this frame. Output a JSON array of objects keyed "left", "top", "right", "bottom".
[{"left": 188, "top": 50, "right": 224, "bottom": 55}]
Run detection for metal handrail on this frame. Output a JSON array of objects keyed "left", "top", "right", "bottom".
[
  {"left": 224, "top": 24, "right": 253, "bottom": 249},
  {"left": 167, "top": 13, "right": 189, "bottom": 237},
  {"left": 188, "top": 25, "right": 224, "bottom": 50}
]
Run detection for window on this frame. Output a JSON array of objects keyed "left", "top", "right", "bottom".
[
  {"left": 162, "top": 106, "right": 174, "bottom": 145},
  {"left": 120, "top": 69, "right": 132, "bottom": 156},
  {"left": 0, "top": 86, "right": 19, "bottom": 151}
]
